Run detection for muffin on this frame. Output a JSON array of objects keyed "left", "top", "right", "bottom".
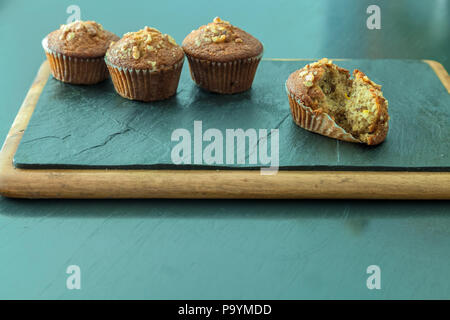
[
  {"left": 286, "top": 58, "right": 389, "bottom": 145},
  {"left": 105, "top": 27, "right": 184, "bottom": 102},
  {"left": 182, "top": 17, "right": 263, "bottom": 94},
  {"left": 43, "top": 20, "right": 119, "bottom": 84}
]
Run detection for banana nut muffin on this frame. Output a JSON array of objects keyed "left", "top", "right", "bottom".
[
  {"left": 43, "top": 20, "right": 119, "bottom": 84},
  {"left": 286, "top": 58, "right": 389, "bottom": 145},
  {"left": 182, "top": 17, "right": 263, "bottom": 94},
  {"left": 106, "top": 26, "right": 184, "bottom": 102}
]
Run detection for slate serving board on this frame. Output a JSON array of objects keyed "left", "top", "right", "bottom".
[{"left": 13, "top": 59, "right": 450, "bottom": 171}]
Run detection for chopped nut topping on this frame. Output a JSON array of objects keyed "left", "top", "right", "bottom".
[
  {"left": 132, "top": 46, "right": 140, "bottom": 59},
  {"left": 213, "top": 17, "right": 230, "bottom": 24},
  {"left": 144, "top": 26, "right": 160, "bottom": 33},
  {"left": 309, "top": 58, "right": 333, "bottom": 68},
  {"left": 58, "top": 21, "right": 105, "bottom": 40},
  {"left": 167, "top": 35, "right": 177, "bottom": 46},
  {"left": 86, "top": 25, "right": 97, "bottom": 36},
  {"left": 305, "top": 74, "right": 314, "bottom": 82},
  {"left": 107, "top": 26, "right": 182, "bottom": 68},
  {"left": 212, "top": 34, "right": 226, "bottom": 43},
  {"left": 194, "top": 17, "right": 240, "bottom": 46}
]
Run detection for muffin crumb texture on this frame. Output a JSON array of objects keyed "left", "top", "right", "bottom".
[
  {"left": 106, "top": 26, "right": 184, "bottom": 70},
  {"left": 46, "top": 20, "right": 119, "bottom": 58},
  {"left": 287, "top": 58, "right": 389, "bottom": 145}
]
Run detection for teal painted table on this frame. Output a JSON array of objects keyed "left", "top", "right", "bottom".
[{"left": 0, "top": 0, "right": 449, "bottom": 299}]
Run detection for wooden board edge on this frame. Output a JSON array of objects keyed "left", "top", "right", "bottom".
[
  {"left": 1, "top": 60, "right": 450, "bottom": 199},
  {"left": 0, "top": 61, "right": 51, "bottom": 197},
  {"left": 423, "top": 60, "right": 450, "bottom": 93}
]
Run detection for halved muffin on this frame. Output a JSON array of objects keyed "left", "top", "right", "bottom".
[{"left": 286, "top": 58, "right": 389, "bottom": 145}]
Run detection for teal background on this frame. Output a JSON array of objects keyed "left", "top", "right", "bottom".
[{"left": 0, "top": 0, "right": 449, "bottom": 299}]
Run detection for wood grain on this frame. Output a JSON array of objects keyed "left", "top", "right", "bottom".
[
  {"left": 0, "top": 60, "right": 449, "bottom": 199},
  {"left": 424, "top": 60, "right": 450, "bottom": 94}
]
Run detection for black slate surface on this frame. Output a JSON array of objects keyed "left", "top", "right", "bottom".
[{"left": 14, "top": 60, "right": 450, "bottom": 171}]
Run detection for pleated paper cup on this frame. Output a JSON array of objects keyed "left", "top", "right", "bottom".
[
  {"left": 185, "top": 53, "right": 262, "bottom": 94},
  {"left": 105, "top": 58, "right": 184, "bottom": 102},
  {"left": 42, "top": 37, "right": 109, "bottom": 85},
  {"left": 286, "top": 82, "right": 361, "bottom": 143}
]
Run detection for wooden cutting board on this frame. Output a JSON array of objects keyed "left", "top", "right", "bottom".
[{"left": 0, "top": 59, "right": 449, "bottom": 199}]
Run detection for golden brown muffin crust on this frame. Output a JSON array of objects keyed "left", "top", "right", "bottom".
[
  {"left": 46, "top": 21, "right": 119, "bottom": 58},
  {"left": 182, "top": 17, "right": 263, "bottom": 62},
  {"left": 353, "top": 70, "right": 389, "bottom": 145},
  {"left": 106, "top": 26, "right": 184, "bottom": 70}
]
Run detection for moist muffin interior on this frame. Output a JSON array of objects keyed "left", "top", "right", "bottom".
[{"left": 315, "top": 67, "right": 380, "bottom": 143}]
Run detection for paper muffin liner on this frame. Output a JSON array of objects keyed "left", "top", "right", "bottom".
[
  {"left": 286, "top": 82, "right": 361, "bottom": 143},
  {"left": 185, "top": 53, "right": 262, "bottom": 94},
  {"left": 42, "top": 38, "right": 109, "bottom": 85},
  {"left": 105, "top": 58, "right": 184, "bottom": 102}
]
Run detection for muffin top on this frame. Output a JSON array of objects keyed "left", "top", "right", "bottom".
[
  {"left": 45, "top": 20, "right": 119, "bottom": 58},
  {"left": 105, "top": 27, "right": 184, "bottom": 70},
  {"left": 286, "top": 58, "right": 352, "bottom": 109},
  {"left": 182, "top": 17, "right": 263, "bottom": 62}
]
